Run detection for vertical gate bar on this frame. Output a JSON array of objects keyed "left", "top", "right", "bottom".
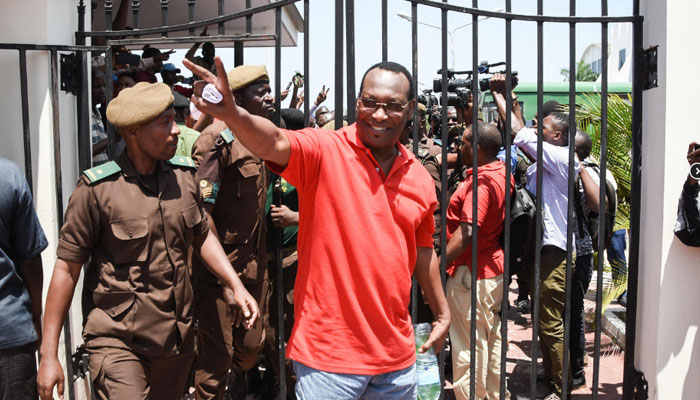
[
  {"left": 500, "top": 1, "right": 513, "bottom": 398},
  {"left": 77, "top": 1, "right": 86, "bottom": 44},
  {"left": 18, "top": 49, "right": 32, "bottom": 191},
  {"left": 468, "top": 13, "right": 479, "bottom": 400},
  {"left": 50, "top": 49, "right": 65, "bottom": 229},
  {"left": 303, "top": 0, "right": 310, "bottom": 126},
  {"left": 560, "top": 1, "right": 577, "bottom": 399},
  {"left": 345, "top": 0, "right": 356, "bottom": 124},
  {"left": 274, "top": 6, "right": 286, "bottom": 399},
  {"left": 623, "top": 2, "right": 643, "bottom": 397},
  {"left": 105, "top": 0, "right": 114, "bottom": 31},
  {"left": 78, "top": 50, "right": 91, "bottom": 171},
  {"left": 75, "top": 0, "right": 90, "bottom": 173},
  {"left": 218, "top": 0, "right": 225, "bottom": 35},
  {"left": 132, "top": 0, "right": 141, "bottom": 37},
  {"left": 592, "top": 2, "right": 609, "bottom": 398},
  {"left": 411, "top": 1, "right": 418, "bottom": 153},
  {"left": 469, "top": 1, "right": 480, "bottom": 399},
  {"left": 161, "top": 0, "right": 169, "bottom": 37},
  {"left": 410, "top": 1, "right": 421, "bottom": 325},
  {"left": 51, "top": 48, "right": 74, "bottom": 400},
  {"left": 235, "top": 0, "right": 251, "bottom": 67},
  {"left": 246, "top": 0, "right": 252, "bottom": 34},
  {"left": 531, "top": 0, "right": 545, "bottom": 398},
  {"left": 188, "top": 0, "right": 196, "bottom": 36},
  {"left": 334, "top": 0, "right": 343, "bottom": 130},
  {"left": 439, "top": 0, "right": 448, "bottom": 308},
  {"left": 381, "top": 0, "right": 388, "bottom": 62},
  {"left": 104, "top": 46, "right": 115, "bottom": 159}
]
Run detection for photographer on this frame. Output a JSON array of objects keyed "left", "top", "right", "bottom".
[{"left": 674, "top": 141, "right": 700, "bottom": 246}]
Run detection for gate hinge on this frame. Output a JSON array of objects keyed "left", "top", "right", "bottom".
[
  {"left": 642, "top": 45, "right": 658, "bottom": 90},
  {"left": 633, "top": 368, "right": 649, "bottom": 399},
  {"left": 71, "top": 343, "right": 89, "bottom": 381},
  {"left": 60, "top": 53, "right": 80, "bottom": 96}
]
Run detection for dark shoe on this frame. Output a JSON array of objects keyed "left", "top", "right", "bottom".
[
  {"left": 618, "top": 292, "right": 627, "bottom": 307},
  {"left": 571, "top": 374, "right": 587, "bottom": 391},
  {"left": 224, "top": 371, "right": 248, "bottom": 400},
  {"left": 516, "top": 299, "right": 531, "bottom": 314}
]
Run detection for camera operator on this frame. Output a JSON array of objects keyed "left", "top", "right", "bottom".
[{"left": 675, "top": 141, "right": 700, "bottom": 246}]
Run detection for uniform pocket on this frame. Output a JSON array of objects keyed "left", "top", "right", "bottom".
[
  {"left": 93, "top": 290, "right": 135, "bottom": 319},
  {"left": 110, "top": 217, "right": 148, "bottom": 264},
  {"left": 182, "top": 203, "right": 202, "bottom": 229},
  {"left": 237, "top": 161, "right": 261, "bottom": 196}
]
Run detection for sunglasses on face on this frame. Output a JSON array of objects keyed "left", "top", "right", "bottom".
[{"left": 358, "top": 98, "right": 408, "bottom": 115}]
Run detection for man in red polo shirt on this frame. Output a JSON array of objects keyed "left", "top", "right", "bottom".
[
  {"left": 185, "top": 57, "right": 450, "bottom": 399},
  {"left": 444, "top": 123, "right": 512, "bottom": 400}
]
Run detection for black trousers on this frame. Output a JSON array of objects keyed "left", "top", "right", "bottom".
[{"left": 0, "top": 342, "right": 37, "bottom": 400}]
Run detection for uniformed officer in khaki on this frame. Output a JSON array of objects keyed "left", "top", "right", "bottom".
[
  {"left": 190, "top": 65, "right": 273, "bottom": 400},
  {"left": 37, "top": 82, "right": 260, "bottom": 400}
]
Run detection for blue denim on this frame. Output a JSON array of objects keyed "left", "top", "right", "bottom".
[
  {"left": 607, "top": 229, "right": 627, "bottom": 282},
  {"left": 293, "top": 361, "right": 417, "bottom": 400}
]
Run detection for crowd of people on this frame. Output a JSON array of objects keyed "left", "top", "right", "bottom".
[{"left": 0, "top": 35, "right": 649, "bottom": 400}]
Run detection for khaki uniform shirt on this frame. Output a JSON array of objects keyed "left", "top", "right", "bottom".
[
  {"left": 191, "top": 120, "right": 268, "bottom": 284},
  {"left": 57, "top": 151, "right": 208, "bottom": 358}
]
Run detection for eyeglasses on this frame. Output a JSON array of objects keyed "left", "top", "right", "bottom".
[{"left": 358, "top": 97, "right": 408, "bottom": 115}]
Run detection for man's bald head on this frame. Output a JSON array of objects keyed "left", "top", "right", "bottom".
[
  {"left": 575, "top": 129, "right": 593, "bottom": 160},
  {"left": 464, "top": 123, "right": 503, "bottom": 157}
]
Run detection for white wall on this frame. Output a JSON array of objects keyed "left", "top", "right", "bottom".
[
  {"left": 0, "top": 0, "right": 85, "bottom": 398},
  {"left": 637, "top": 0, "right": 700, "bottom": 398}
]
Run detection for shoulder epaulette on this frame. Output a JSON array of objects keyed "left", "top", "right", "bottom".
[
  {"left": 82, "top": 161, "right": 121, "bottom": 184},
  {"left": 167, "top": 155, "right": 196, "bottom": 168},
  {"left": 220, "top": 128, "right": 234, "bottom": 144}
]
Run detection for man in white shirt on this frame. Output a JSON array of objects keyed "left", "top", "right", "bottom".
[{"left": 511, "top": 111, "right": 579, "bottom": 399}]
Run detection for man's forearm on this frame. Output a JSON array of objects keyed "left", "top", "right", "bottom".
[
  {"left": 17, "top": 255, "right": 43, "bottom": 334},
  {"left": 196, "top": 230, "right": 246, "bottom": 291},
  {"left": 491, "top": 90, "right": 526, "bottom": 138},
  {"left": 219, "top": 107, "right": 291, "bottom": 166},
  {"left": 579, "top": 167, "right": 601, "bottom": 211},
  {"left": 40, "top": 259, "right": 82, "bottom": 359},
  {"left": 444, "top": 223, "right": 472, "bottom": 266},
  {"left": 414, "top": 247, "right": 450, "bottom": 321}
]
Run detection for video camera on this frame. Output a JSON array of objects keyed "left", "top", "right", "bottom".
[{"left": 432, "top": 61, "right": 519, "bottom": 108}]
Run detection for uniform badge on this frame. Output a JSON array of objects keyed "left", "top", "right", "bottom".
[{"left": 199, "top": 179, "right": 218, "bottom": 204}]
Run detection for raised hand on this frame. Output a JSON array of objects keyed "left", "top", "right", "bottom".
[
  {"left": 315, "top": 85, "right": 330, "bottom": 105},
  {"left": 183, "top": 57, "right": 237, "bottom": 122}
]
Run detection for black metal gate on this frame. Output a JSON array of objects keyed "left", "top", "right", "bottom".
[{"left": 5, "top": 0, "right": 646, "bottom": 399}]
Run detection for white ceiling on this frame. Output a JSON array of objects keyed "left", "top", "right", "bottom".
[{"left": 90, "top": 0, "right": 304, "bottom": 49}]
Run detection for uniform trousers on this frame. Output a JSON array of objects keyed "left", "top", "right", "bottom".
[
  {"left": 529, "top": 245, "right": 571, "bottom": 395},
  {"left": 87, "top": 345, "right": 194, "bottom": 400},
  {"left": 193, "top": 277, "right": 268, "bottom": 400},
  {"left": 446, "top": 265, "right": 510, "bottom": 400},
  {"left": 263, "top": 248, "right": 298, "bottom": 395}
]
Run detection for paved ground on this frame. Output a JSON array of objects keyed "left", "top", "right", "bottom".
[{"left": 443, "top": 280, "right": 624, "bottom": 399}]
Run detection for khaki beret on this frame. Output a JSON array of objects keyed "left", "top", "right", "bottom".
[
  {"left": 417, "top": 103, "right": 427, "bottom": 113},
  {"left": 106, "top": 82, "right": 174, "bottom": 127},
  {"left": 228, "top": 65, "right": 269, "bottom": 92}
]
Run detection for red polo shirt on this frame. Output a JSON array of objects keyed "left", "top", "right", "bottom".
[
  {"left": 267, "top": 123, "right": 437, "bottom": 374},
  {"left": 446, "top": 160, "right": 511, "bottom": 279}
]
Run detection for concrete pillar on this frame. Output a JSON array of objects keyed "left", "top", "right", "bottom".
[{"left": 636, "top": 0, "right": 700, "bottom": 398}]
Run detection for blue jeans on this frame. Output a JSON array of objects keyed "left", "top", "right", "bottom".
[
  {"left": 607, "top": 229, "right": 627, "bottom": 283},
  {"left": 293, "top": 361, "right": 417, "bottom": 400}
]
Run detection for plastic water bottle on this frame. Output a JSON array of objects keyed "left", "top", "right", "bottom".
[{"left": 414, "top": 323, "right": 441, "bottom": 400}]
